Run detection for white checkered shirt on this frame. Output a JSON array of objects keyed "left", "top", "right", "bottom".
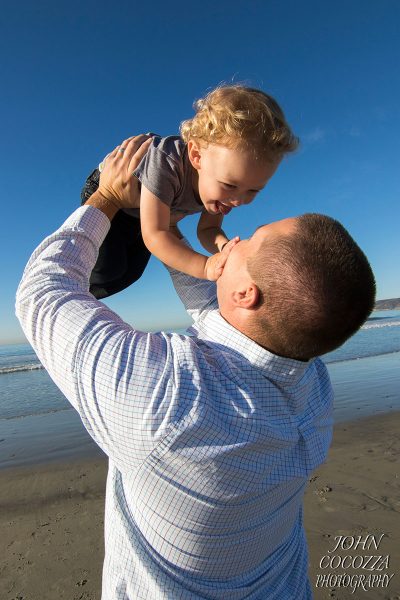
[{"left": 16, "top": 206, "right": 334, "bottom": 599}]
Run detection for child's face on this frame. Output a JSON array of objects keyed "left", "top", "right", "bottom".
[{"left": 188, "top": 142, "right": 280, "bottom": 216}]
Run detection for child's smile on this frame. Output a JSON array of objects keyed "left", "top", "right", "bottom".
[{"left": 188, "top": 141, "right": 280, "bottom": 215}]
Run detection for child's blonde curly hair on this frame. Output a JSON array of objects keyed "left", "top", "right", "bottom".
[{"left": 180, "top": 84, "right": 298, "bottom": 160}]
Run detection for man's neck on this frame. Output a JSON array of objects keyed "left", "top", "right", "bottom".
[{"left": 219, "top": 310, "right": 309, "bottom": 362}]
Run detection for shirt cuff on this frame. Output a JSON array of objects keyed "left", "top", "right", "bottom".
[{"left": 62, "top": 205, "right": 111, "bottom": 249}]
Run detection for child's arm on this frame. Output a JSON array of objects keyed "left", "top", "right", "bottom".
[
  {"left": 140, "top": 186, "right": 230, "bottom": 280},
  {"left": 197, "top": 212, "right": 229, "bottom": 254}
]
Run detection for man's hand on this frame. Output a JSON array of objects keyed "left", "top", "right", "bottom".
[
  {"left": 204, "top": 237, "right": 240, "bottom": 280},
  {"left": 85, "top": 135, "right": 152, "bottom": 219}
]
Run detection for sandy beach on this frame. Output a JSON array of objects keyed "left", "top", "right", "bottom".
[
  {"left": 1, "top": 411, "right": 399, "bottom": 600},
  {"left": 305, "top": 411, "right": 400, "bottom": 599}
]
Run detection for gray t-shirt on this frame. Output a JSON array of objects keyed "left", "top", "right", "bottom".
[{"left": 123, "top": 135, "right": 204, "bottom": 219}]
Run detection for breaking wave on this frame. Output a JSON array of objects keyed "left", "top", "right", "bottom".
[
  {"left": 0, "top": 363, "right": 44, "bottom": 375},
  {"left": 362, "top": 320, "right": 400, "bottom": 330}
]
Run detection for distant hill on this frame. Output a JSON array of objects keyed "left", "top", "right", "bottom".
[{"left": 375, "top": 298, "right": 400, "bottom": 310}]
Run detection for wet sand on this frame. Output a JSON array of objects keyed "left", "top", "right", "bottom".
[
  {"left": 305, "top": 412, "right": 400, "bottom": 599},
  {"left": 1, "top": 411, "right": 399, "bottom": 600}
]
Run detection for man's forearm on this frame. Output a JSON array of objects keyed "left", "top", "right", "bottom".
[
  {"left": 85, "top": 189, "right": 119, "bottom": 220},
  {"left": 15, "top": 207, "right": 111, "bottom": 404}
]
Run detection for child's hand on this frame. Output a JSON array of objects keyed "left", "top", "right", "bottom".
[{"left": 204, "top": 237, "right": 240, "bottom": 280}]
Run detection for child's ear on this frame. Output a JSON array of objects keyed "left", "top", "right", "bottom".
[{"left": 187, "top": 140, "right": 202, "bottom": 170}]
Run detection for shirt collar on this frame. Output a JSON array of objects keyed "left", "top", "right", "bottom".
[{"left": 191, "top": 309, "right": 312, "bottom": 385}]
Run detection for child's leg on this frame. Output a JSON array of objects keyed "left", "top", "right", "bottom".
[
  {"left": 89, "top": 212, "right": 151, "bottom": 299},
  {"left": 80, "top": 169, "right": 151, "bottom": 299}
]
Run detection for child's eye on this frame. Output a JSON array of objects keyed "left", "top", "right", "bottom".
[{"left": 222, "top": 183, "right": 237, "bottom": 189}]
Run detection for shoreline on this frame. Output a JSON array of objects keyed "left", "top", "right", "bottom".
[
  {"left": 1, "top": 411, "right": 399, "bottom": 599},
  {"left": 1, "top": 349, "right": 399, "bottom": 471}
]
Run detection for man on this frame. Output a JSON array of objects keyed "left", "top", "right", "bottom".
[{"left": 16, "top": 136, "right": 376, "bottom": 599}]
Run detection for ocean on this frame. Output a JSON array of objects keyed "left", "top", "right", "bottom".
[{"left": 1, "top": 310, "right": 399, "bottom": 469}]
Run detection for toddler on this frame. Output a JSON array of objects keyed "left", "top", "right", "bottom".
[{"left": 81, "top": 85, "right": 298, "bottom": 299}]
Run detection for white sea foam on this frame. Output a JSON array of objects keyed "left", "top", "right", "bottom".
[
  {"left": 0, "top": 363, "right": 43, "bottom": 375},
  {"left": 362, "top": 320, "right": 400, "bottom": 330}
]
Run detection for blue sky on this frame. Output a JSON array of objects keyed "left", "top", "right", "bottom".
[{"left": 1, "top": 0, "right": 399, "bottom": 344}]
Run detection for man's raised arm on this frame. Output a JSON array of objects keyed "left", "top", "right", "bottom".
[{"left": 15, "top": 136, "right": 180, "bottom": 470}]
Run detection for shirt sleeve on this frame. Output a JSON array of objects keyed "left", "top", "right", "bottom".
[
  {"left": 133, "top": 136, "right": 184, "bottom": 206},
  {"left": 165, "top": 239, "right": 219, "bottom": 322},
  {"left": 15, "top": 206, "right": 192, "bottom": 471}
]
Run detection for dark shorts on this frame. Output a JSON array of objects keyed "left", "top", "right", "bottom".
[{"left": 81, "top": 168, "right": 151, "bottom": 299}]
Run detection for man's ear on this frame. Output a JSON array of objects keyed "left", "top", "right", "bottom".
[
  {"left": 231, "top": 283, "right": 260, "bottom": 309},
  {"left": 187, "top": 140, "right": 202, "bottom": 170}
]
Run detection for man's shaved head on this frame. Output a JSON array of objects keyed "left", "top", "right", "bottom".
[{"left": 246, "top": 214, "right": 376, "bottom": 360}]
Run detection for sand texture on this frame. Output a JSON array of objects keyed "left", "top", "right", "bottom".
[
  {"left": 305, "top": 412, "right": 400, "bottom": 599},
  {"left": 1, "top": 411, "right": 399, "bottom": 600}
]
